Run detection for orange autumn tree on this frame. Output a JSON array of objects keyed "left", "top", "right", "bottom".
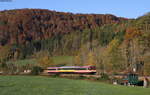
[{"left": 125, "top": 27, "right": 141, "bottom": 41}]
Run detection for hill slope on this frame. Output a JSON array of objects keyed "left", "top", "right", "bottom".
[{"left": 0, "top": 9, "right": 127, "bottom": 45}]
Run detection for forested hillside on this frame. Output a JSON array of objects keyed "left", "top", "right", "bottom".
[
  {"left": 0, "top": 9, "right": 128, "bottom": 57},
  {"left": 0, "top": 9, "right": 150, "bottom": 75},
  {"left": 0, "top": 9, "right": 126, "bottom": 45}
]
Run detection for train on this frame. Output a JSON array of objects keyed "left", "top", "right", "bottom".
[{"left": 46, "top": 66, "right": 96, "bottom": 74}]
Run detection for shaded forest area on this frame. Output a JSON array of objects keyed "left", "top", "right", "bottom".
[{"left": 0, "top": 9, "right": 150, "bottom": 75}]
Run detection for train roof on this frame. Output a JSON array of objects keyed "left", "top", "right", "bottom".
[
  {"left": 59, "top": 66, "right": 90, "bottom": 68},
  {"left": 47, "top": 66, "right": 93, "bottom": 69},
  {"left": 47, "top": 67, "right": 59, "bottom": 69}
]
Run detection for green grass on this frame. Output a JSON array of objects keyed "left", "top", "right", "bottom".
[
  {"left": 7, "top": 56, "right": 74, "bottom": 66},
  {"left": 0, "top": 76, "right": 150, "bottom": 95},
  {"left": 7, "top": 59, "right": 37, "bottom": 65},
  {"left": 52, "top": 56, "right": 74, "bottom": 65}
]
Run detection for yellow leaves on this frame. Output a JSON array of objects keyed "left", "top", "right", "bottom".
[
  {"left": 86, "top": 52, "right": 96, "bottom": 66},
  {"left": 106, "top": 38, "right": 120, "bottom": 54},
  {"left": 38, "top": 56, "right": 54, "bottom": 69},
  {"left": 74, "top": 55, "right": 82, "bottom": 66},
  {"left": 0, "top": 45, "right": 11, "bottom": 62},
  {"left": 35, "top": 51, "right": 54, "bottom": 68},
  {"left": 74, "top": 50, "right": 96, "bottom": 66},
  {"left": 102, "top": 39, "right": 126, "bottom": 72}
]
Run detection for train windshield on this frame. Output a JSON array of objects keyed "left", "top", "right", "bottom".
[{"left": 88, "top": 66, "right": 96, "bottom": 70}]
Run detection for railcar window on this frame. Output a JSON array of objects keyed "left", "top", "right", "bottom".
[
  {"left": 75, "top": 68, "right": 87, "bottom": 70},
  {"left": 58, "top": 68, "right": 87, "bottom": 70},
  {"left": 48, "top": 69, "right": 56, "bottom": 70},
  {"left": 58, "top": 68, "right": 75, "bottom": 70}
]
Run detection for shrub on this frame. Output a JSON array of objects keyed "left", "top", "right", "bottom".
[
  {"left": 31, "top": 66, "right": 43, "bottom": 75},
  {"left": 98, "top": 73, "right": 110, "bottom": 81}
]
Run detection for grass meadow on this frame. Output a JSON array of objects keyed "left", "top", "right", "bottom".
[{"left": 0, "top": 76, "right": 150, "bottom": 95}]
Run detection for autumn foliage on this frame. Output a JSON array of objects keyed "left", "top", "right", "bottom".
[{"left": 0, "top": 9, "right": 126, "bottom": 46}]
